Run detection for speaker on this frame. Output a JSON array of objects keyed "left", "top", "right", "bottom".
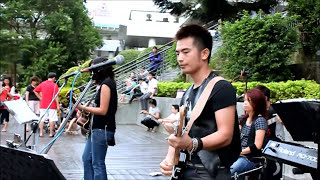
[{"left": 0, "top": 145, "right": 65, "bottom": 180}]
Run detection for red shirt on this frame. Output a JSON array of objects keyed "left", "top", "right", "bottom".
[
  {"left": 0, "top": 87, "right": 11, "bottom": 109},
  {"left": 34, "top": 80, "right": 59, "bottom": 109},
  {"left": 14, "top": 95, "right": 20, "bottom": 100}
]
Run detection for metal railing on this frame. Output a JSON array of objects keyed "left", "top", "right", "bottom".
[{"left": 114, "top": 40, "right": 175, "bottom": 93}]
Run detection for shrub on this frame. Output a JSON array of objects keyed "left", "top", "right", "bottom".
[
  {"left": 59, "top": 87, "right": 72, "bottom": 106},
  {"left": 139, "top": 47, "right": 153, "bottom": 58},
  {"left": 119, "top": 49, "right": 141, "bottom": 64},
  {"left": 156, "top": 79, "right": 319, "bottom": 102},
  {"left": 58, "top": 60, "right": 91, "bottom": 87},
  {"left": 231, "top": 79, "right": 320, "bottom": 102},
  {"left": 157, "top": 82, "right": 191, "bottom": 97},
  {"left": 166, "top": 42, "right": 178, "bottom": 68}
]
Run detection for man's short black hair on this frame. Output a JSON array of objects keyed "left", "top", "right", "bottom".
[
  {"left": 175, "top": 24, "right": 213, "bottom": 63},
  {"left": 153, "top": 46, "right": 158, "bottom": 50},
  {"left": 149, "top": 72, "right": 155, "bottom": 76},
  {"left": 47, "top": 72, "right": 57, "bottom": 79},
  {"left": 149, "top": 98, "right": 157, "bottom": 106},
  {"left": 172, "top": 104, "right": 179, "bottom": 112}
]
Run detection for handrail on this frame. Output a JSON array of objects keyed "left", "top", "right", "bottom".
[
  {"left": 114, "top": 40, "right": 175, "bottom": 93},
  {"left": 114, "top": 40, "right": 175, "bottom": 72},
  {"left": 114, "top": 46, "right": 172, "bottom": 76}
]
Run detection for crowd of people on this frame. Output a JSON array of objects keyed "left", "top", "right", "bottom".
[
  {"left": 0, "top": 24, "right": 287, "bottom": 180},
  {"left": 0, "top": 73, "right": 78, "bottom": 137}
]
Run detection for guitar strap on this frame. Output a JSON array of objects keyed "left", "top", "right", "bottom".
[{"left": 183, "top": 76, "right": 224, "bottom": 135}]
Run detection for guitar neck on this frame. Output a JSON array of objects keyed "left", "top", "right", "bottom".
[{"left": 173, "top": 105, "right": 186, "bottom": 165}]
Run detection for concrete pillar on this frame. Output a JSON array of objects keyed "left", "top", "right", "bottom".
[{"left": 148, "top": 38, "right": 156, "bottom": 47}]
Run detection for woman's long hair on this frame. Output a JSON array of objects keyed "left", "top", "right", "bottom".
[
  {"left": 90, "top": 57, "right": 115, "bottom": 84},
  {"left": 240, "top": 89, "right": 267, "bottom": 125},
  {"left": 2, "top": 76, "right": 13, "bottom": 88}
]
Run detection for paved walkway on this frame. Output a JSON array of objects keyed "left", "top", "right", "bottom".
[
  {"left": 1, "top": 116, "right": 314, "bottom": 180},
  {"left": 0, "top": 118, "right": 169, "bottom": 180}
]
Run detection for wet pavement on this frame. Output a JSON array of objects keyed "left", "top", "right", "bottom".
[{"left": 0, "top": 118, "right": 169, "bottom": 180}]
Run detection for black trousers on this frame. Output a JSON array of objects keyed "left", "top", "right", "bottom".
[
  {"left": 141, "top": 117, "right": 159, "bottom": 129},
  {"left": 0, "top": 109, "right": 9, "bottom": 123},
  {"left": 183, "top": 166, "right": 231, "bottom": 180},
  {"left": 129, "top": 92, "right": 143, "bottom": 103}
]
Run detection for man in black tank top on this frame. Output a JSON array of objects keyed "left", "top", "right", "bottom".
[
  {"left": 77, "top": 57, "right": 118, "bottom": 180},
  {"left": 160, "top": 24, "right": 241, "bottom": 180}
]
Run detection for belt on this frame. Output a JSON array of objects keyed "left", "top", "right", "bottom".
[{"left": 186, "top": 162, "right": 226, "bottom": 169}]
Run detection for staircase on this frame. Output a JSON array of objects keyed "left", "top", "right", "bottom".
[
  {"left": 114, "top": 40, "right": 176, "bottom": 93},
  {"left": 114, "top": 21, "right": 224, "bottom": 93}
]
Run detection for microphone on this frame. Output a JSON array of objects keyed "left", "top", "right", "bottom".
[
  {"left": 242, "top": 69, "right": 250, "bottom": 76},
  {"left": 231, "top": 69, "right": 250, "bottom": 82},
  {"left": 59, "top": 71, "right": 80, "bottom": 80},
  {"left": 81, "top": 55, "right": 125, "bottom": 72}
]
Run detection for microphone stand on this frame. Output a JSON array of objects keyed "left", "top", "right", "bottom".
[
  {"left": 232, "top": 70, "right": 250, "bottom": 93},
  {"left": 42, "top": 78, "right": 94, "bottom": 154},
  {"left": 243, "top": 71, "right": 249, "bottom": 92}
]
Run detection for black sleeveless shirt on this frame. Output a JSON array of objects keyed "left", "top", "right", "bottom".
[{"left": 92, "top": 78, "right": 118, "bottom": 131}]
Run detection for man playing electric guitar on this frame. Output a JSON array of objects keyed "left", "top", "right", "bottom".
[{"left": 160, "top": 24, "right": 241, "bottom": 179}]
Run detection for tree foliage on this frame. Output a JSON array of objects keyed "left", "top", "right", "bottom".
[
  {"left": 0, "top": 0, "right": 102, "bottom": 85},
  {"left": 152, "top": 0, "right": 279, "bottom": 22},
  {"left": 286, "top": 0, "right": 320, "bottom": 60},
  {"left": 216, "top": 12, "right": 299, "bottom": 82}
]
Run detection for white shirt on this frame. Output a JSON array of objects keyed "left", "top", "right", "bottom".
[
  {"left": 147, "top": 78, "right": 158, "bottom": 93},
  {"left": 167, "top": 113, "right": 180, "bottom": 121},
  {"left": 167, "top": 113, "right": 180, "bottom": 126},
  {"left": 10, "top": 86, "right": 15, "bottom": 94},
  {"left": 147, "top": 106, "right": 160, "bottom": 121},
  {"left": 140, "top": 81, "right": 148, "bottom": 94}
]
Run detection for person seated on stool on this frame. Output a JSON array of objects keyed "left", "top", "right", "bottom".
[
  {"left": 158, "top": 104, "right": 179, "bottom": 134},
  {"left": 230, "top": 89, "right": 268, "bottom": 177}
]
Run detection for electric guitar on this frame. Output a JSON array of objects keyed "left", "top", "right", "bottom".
[{"left": 170, "top": 105, "right": 187, "bottom": 180}]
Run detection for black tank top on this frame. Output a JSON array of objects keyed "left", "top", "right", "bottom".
[{"left": 92, "top": 78, "right": 118, "bottom": 131}]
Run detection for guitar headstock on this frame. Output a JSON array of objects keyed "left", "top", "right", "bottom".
[
  {"left": 65, "top": 90, "right": 77, "bottom": 104},
  {"left": 175, "top": 105, "right": 186, "bottom": 137}
]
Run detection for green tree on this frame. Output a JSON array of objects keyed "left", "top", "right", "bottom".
[
  {"left": 287, "top": 0, "right": 320, "bottom": 60},
  {"left": 153, "top": 0, "right": 279, "bottom": 22},
  {"left": 0, "top": 0, "right": 102, "bottom": 85},
  {"left": 216, "top": 12, "right": 298, "bottom": 82}
]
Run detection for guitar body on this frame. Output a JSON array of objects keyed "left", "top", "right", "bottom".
[
  {"left": 170, "top": 151, "right": 188, "bottom": 180},
  {"left": 76, "top": 114, "right": 90, "bottom": 136},
  {"left": 170, "top": 105, "right": 186, "bottom": 180}
]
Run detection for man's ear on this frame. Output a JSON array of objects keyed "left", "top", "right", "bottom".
[{"left": 201, "top": 48, "right": 210, "bottom": 61}]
